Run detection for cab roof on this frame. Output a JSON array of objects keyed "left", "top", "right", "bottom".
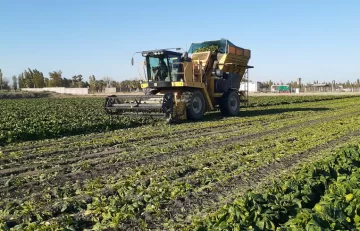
[{"left": 141, "top": 49, "right": 182, "bottom": 57}]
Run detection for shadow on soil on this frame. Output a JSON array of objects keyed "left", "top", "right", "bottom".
[{"left": 178, "top": 107, "right": 330, "bottom": 124}]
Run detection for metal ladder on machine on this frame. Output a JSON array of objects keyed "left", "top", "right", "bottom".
[{"left": 239, "top": 68, "right": 249, "bottom": 109}]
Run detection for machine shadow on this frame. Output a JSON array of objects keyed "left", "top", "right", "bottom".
[{"left": 178, "top": 107, "right": 330, "bottom": 124}]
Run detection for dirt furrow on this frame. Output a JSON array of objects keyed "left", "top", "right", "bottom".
[
  {"left": 0, "top": 116, "right": 275, "bottom": 164},
  {"left": 0, "top": 110, "right": 350, "bottom": 197},
  {"left": 0, "top": 107, "right": 310, "bottom": 163},
  {"left": 0, "top": 108, "right": 322, "bottom": 176},
  {"left": 0, "top": 123, "right": 255, "bottom": 177}
]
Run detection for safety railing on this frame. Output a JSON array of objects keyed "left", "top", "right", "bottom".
[{"left": 171, "top": 62, "right": 203, "bottom": 83}]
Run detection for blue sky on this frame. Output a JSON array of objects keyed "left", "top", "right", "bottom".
[{"left": 1, "top": 0, "right": 359, "bottom": 83}]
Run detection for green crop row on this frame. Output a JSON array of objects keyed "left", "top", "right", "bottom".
[
  {"left": 282, "top": 160, "right": 360, "bottom": 230},
  {"left": 248, "top": 95, "right": 359, "bottom": 107},
  {"left": 2, "top": 103, "right": 360, "bottom": 230},
  {"left": 1, "top": 95, "right": 358, "bottom": 146},
  {"left": 193, "top": 145, "right": 360, "bottom": 231},
  {"left": 1, "top": 96, "right": 360, "bottom": 231},
  {"left": 0, "top": 98, "right": 151, "bottom": 146}
]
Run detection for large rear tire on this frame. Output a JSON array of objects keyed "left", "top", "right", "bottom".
[
  {"left": 183, "top": 90, "right": 206, "bottom": 120},
  {"left": 220, "top": 90, "right": 240, "bottom": 116}
]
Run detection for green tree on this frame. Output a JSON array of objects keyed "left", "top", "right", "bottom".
[
  {"left": 49, "top": 70, "right": 62, "bottom": 87},
  {"left": 71, "top": 74, "right": 83, "bottom": 87},
  {"left": 110, "top": 80, "right": 118, "bottom": 87},
  {"left": 89, "top": 75, "right": 96, "bottom": 93},
  {"left": 44, "top": 78, "right": 50, "bottom": 87},
  {"left": 119, "top": 81, "right": 128, "bottom": 88},
  {"left": 96, "top": 80, "right": 106, "bottom": 92},
  {"left": 122, "top": 80, "right": 131, "bottom": 89},
  {"left": 18, "top": 73, "right": 25, "bottom": 88},
  {"left": 62, "top": 78, "right": 71, "bottom": 87},
  {"left": 77, "top": 75, "right": 83, "bottom": 87},
  {"left": 12, "top": 75, "right": 18, "bottom": 90},
  {"left": 83, "top": 81, "right": 89, "bottom": 88},
  {"left": 71, "top": 75, "right": 77, "bottom": 87},
  {"left": 21, "top": 68, "right": 45, "bottom": 88},
  {"left": 32, "top": 69, "right": 45, "bottom": 88},
  {"left": 23, "top": 69, "right": 35, "bottom": 87},
  {"left": 131, "top": 80, "right": 141, "bottom": 90},
  {"left": 261, "top": 80, "right": 273, "bottom": 90}
]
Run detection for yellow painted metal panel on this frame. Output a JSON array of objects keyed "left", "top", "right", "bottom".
[
  {"left": 218, "top": 53, "right": 250, "bottom": 75},
  {"left": 191, "top": 82, "right": 205, "bottom": 88},
  {"left": 183, "top": 62, "right": 193, "bottom": 83},
  {"left": 172, "top": 82, "right": 184, "bottom": 87},
  {"left": 141, "top": 83, "right": 148, "bottom": 88},
  {"left": 201, "top": 88, "right": 214, "bottom": 111}
]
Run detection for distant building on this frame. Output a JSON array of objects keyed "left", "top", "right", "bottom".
[
  {"left": 306, "top": 84, "right": 332, "bottom": 92},
  {"left": 240, "top": 82, "right": 261, "bottom": 92},
  {"left": 104, "top": 87, "right": 136, "bottom": 93},
  {"left": 271, "top": 85, "right": 290, "bottom": 93}
]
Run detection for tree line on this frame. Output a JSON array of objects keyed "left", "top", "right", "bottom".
[
  {"left": 259, "top": 79, "right": 360, "bottom": 90},
  {"left": 1, "top": 68, "right": 360, "bottom": 92},
  {"left": 0, "top": 68, "right": 142, "bottom": 93}
]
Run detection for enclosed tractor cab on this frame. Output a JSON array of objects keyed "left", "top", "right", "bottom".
[{"left": 104, "top": 38, "right": 253, "bottom": 123}]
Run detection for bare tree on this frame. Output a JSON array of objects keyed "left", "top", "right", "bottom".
[
  {"left": 103, "top": 76, "right": 112, "bottom": 88},
  {"left": 89, "top": 75, "right": 96, "bottom": 93},
  {"left": 0, "top": 77, "right": 10, "bottom": 90}
]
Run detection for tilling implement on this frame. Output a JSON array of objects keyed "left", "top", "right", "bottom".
[{"left": 104, "top": 38, "right": 253, "bottom": 123}]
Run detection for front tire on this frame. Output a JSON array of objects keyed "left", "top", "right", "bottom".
[
  {"left": 183, "top": 90, "right": 206, "bottom": 120},
  {"left": 220, "top": 90, "right": 240, "bottom": 116}
]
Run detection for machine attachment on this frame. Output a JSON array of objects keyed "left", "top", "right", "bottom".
[{"left": 104, "top": 93, "right": 186, "bottom": 123}]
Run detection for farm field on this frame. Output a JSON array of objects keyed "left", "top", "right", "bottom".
[
  {"left": 0, "top": 94, "right": 357, "bottom": 145},
  {"left": 1, "top": 95, "right": 360, "bottom": 230}
]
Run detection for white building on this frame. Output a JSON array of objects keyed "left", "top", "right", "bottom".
[{"left": 240, "top": 82, "right": 261, "bottom": 92}]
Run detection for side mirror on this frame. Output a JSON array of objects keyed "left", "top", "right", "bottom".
[{"left": 131, "top": 57, "right": 134, "bottom": 66}]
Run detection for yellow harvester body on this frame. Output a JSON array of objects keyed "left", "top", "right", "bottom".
[{"left": 105, "top": 39, "right": 253, "bottom": 123}]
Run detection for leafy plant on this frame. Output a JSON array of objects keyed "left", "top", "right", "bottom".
[{"left": 195, "top": 45, "right": 220, "bottom": 53}]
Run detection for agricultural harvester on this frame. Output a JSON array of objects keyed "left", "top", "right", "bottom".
[{"left": 104, "top": 38, "right": 253, "bottom": 123}]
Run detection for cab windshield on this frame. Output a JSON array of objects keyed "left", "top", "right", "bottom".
[{"left": 147, "top": 56, "right": 170, "bottom": 81}]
